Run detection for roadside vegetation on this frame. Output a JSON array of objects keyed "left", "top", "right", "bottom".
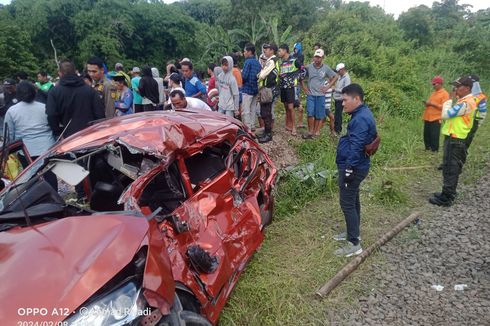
[{"left": 220, "top": 108, "right": 490, "bottom": 326}]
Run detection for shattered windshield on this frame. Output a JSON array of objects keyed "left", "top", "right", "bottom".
[{"left": 0, "top": 143, "right": 159, "bottom": 222}]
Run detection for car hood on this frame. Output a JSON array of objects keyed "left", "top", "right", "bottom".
[
  {"left": 54, "top": 110, "right": 243, "bottom": 165},
  {"left": 0, "top": 214, "right": 149, "bottom": 323}
]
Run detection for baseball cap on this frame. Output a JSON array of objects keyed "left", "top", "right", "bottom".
[
  {"left": 180, "top": 58, "right": 191, "bottom": 64},
  {"left": 131, "top": 67, "right": 141, "bottom": 73},
  {"left": 314, "top": 49, "right": 324, "bottom": 57},
  {"left": 451, "top": 75, "right": 473, "bottom": 88},
  {"left": 431, "top": 76, "right": 444, "bottom": 85},
  {"left": 115, "top": 62, "right": 124, "bottom": 70},
  {"left": 3, "top": 78, "right": 16, "bottom": 86},
  {"left": 336, "top": 63, "right": 346, "bottom": 71},
  {"left": 263, "top": 43, "right": 278, "bottom": 52}
]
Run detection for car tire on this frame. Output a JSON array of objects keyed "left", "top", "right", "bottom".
[{"left": 157, "top": 293, "right": 212, "bottom": 326}]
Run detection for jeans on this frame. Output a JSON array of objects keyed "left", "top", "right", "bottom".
[
  {"left": 242, "top": 94, "right": 257, "bottom": 129},
  {"left": 338, "top": 168, "right": 369, "bottom": 245},
  {"left": 423, "top": 120, "right": 441, "bottom": 152},
  {"left": 442, "top": 136, "right": 467, "bottom": 199},
  {"left": 334, "top": 99, "right": 343, "bottom": 133}
]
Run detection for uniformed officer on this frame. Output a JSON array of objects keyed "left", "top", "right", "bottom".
[
  {"left": 429, "top": 75, "right": 477, "bottom": 207},
  {"left": 86, "top": 56, "right": 117, "bottom": 118}
]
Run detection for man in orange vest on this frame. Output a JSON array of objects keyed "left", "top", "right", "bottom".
[
  {"left": 422, "top": 76, "right": 450, "bottom": 152},
  {"left": 429, "top": 75, "right": 476, "bottom": 207}
]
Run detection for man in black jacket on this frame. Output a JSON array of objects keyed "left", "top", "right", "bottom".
[{"left": 46, "top": 59, "right": 105, "bottom": 138}]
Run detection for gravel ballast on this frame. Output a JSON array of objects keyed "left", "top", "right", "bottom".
[{"left": 343, "top": 173, "right": 490, "bottom": 325}]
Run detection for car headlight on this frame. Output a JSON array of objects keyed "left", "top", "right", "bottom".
[{"left": 66, "top": 282, "right": 148, "bottom": 326}]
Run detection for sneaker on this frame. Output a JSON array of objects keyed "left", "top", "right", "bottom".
[
  {"left": 334, "top": 242, "right": 363, "bottom": 257},
  {"left": 333, "top": 231, "right": 361, "bottom": 241}
]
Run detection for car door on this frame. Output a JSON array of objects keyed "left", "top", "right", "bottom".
[{"left": 168, "top": 138, "right": 265, "bottom": 302}]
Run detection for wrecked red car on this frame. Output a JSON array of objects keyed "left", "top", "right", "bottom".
[{"left": 0, "top": 109, "right": 276, "bottom": 325}]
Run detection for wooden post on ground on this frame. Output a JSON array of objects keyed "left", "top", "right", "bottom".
[{"left": 316, "top": 211, "right": 422, "bottom": 298}]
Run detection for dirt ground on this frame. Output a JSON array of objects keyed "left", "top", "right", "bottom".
[{"left": 257, "top": 128, "right": 300, "bottom": 170}]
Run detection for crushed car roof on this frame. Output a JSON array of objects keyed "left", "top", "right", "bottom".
[{"left": 54, "top": 109, "right": 242, "bottom": 161}]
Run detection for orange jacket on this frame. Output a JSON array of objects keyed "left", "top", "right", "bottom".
[{"left": 423, "top": 88, "right": 450, "bottom": 122}]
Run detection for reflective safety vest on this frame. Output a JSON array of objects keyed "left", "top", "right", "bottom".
[
  {"left": 474, "top": 92, "right": 487, "bottom": 120},
  {"left": 441, "top": 94, "right": 477, "bottom": 139}
]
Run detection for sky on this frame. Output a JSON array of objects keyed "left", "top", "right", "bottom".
[{"left": 0, "top": 0, "right": 488, "bottom": 18}]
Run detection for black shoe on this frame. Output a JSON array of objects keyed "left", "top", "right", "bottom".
[
  {"left": 258, "top": 133, "right": 272, "bottom": 143},
  {"left": 429, "top": 194, "right": 453, "bottom": 207}
]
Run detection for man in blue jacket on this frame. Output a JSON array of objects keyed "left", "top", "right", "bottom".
[{"left": 334, "top": 84, "right": 377, "bottom": 257}]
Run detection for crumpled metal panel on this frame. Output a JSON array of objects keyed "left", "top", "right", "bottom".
[
  {"left": 143, "top": 219, "right": 176, "bottom": 315},
  {"left": 1, "top": 110, "right": 277, "bottom": 325},
  {"left": 54, "top": 110, "right": 241, "bottom": 163},
  {"left": 133, "top": 135, "right": 276, "bottom": 325},
  {"left": 0, "top": 214, "right": 149, "bottom": 324}
]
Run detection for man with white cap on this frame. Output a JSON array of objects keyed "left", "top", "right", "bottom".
[
  {"left": 333, "top": 63, "right": 351, "bottom": 134},
  {"left": 300, "top": 48, "right": 337, "bottom": 138}
]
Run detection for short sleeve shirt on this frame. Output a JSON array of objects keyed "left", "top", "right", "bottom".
[{"left": 305, "top": 63, "right": 336, "bottom": 96}]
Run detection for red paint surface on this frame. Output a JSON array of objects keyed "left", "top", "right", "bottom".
[{"left": 0, "top": 109, "right": 277, "bottom": 325}]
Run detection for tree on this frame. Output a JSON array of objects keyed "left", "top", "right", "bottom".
[
  {"left": 228, "top": 16, "right": 269, "bottom": 49},
  {"left": 398, "top": 5, "right": 434, "bottom": 46},
  {"left": 0, "top": 19, "right": 38, "bottom": 79}
]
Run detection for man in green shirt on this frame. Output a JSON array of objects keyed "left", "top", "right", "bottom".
[
  {"left": 35, "top": 71, "right": 54, "bottom": 103},
  {"left": 35, "top": 71, "right": 54, "bottom": 92}
]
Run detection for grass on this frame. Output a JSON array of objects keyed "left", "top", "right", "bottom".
[{"left": 219, "top": 112, "right": 490, "bottom": 325}]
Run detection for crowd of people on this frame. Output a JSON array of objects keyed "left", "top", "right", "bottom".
[
  {"left": 0, "top": 39, "right": 487, "bottom": 257},
  {"left": 0, "top": 41, "right": 355, "bottom": 146}
]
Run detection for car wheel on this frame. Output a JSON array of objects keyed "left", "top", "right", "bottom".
[{"left": 157, "top": 293, "right": 212, "bottom": 326}]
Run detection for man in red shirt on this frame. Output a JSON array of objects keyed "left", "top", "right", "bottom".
[{"left": 422, "top": 76, "right": 450, "bottom": 152}]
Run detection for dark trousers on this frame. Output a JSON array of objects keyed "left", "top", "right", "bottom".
[
  {"left": 134, "top": 104, "right": 144, "bottom": 113},
  {"left": 442, "top": 136, "right": 467, "bottom": 199},
  {"left": 334, "top": 100, "right": 343, "bottom": 133},
  {"left": 465, "top": 120, "right": 479, "bottom": 149},
  {"left": 143, "top": 104, "right": 157, "bottom": 112},
  {"left": 338, "top": 168, "right": 369, "bottom": 245},
  {"left": 260, "top": 102, "right": 273, "bottom": 134},
  {"left": 423, "top": 120, "right": 441, "bottom": 152}
]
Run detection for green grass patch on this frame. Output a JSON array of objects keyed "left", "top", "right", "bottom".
[{"left": 220, "top": 115, "right": 490, "bottom": 325}]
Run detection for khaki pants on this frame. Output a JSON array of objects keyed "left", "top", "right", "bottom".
[{"left": 242, "top": 94, "right": 257, "bottom": 130}]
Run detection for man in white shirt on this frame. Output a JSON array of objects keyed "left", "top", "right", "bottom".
[
  {"left": 169, "top": 89, "right": 211, "bottom": 111},
  {"left": 333, "top": 63, "right": 351, "bottom": 134}
]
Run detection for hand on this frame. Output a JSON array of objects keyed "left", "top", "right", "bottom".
[
  {"left": 303, "top": 87, "right": 310, "bottom": 95},
  {"left": 344, "top": 168, "right": 354, "bottom": 186},
  {"left": 320, "top": 85, "right": 330, "bottom": 93}
]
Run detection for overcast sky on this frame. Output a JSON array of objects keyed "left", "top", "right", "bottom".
[{"left": 0, "top": 0, "right": 488, "bottom": 18}]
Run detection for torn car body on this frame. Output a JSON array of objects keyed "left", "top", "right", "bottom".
[{"left": 0, "top": 110, "right": 277, "bottom": 325}]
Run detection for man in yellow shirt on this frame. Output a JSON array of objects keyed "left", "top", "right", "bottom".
[
  {"left": 429, "top": 75, "right": 476, "bottom": 207},
  {"left": 422, "top": 76, "right": 450, "bottom": 152}
]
